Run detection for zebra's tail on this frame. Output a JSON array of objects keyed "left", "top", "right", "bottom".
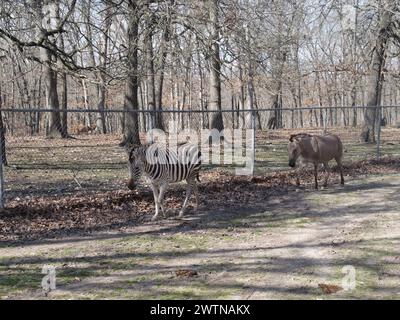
[{"left": 196, "top": 150, "right": 202, "bottom": 182}]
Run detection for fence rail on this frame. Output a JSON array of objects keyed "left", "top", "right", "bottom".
[{"left": 1, "top": 105, "right": 400, "bottom": 113}]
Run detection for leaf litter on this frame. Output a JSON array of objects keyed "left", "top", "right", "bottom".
[{"left": 1, "top": 157, "right": 399, "bottom": 243}]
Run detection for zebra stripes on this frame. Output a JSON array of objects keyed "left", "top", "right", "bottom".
[{"left": 126, "top": 142, "right": 201, "bottom": 221}]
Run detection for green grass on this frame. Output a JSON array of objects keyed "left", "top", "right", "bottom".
[
  {"left": 2, "top": 133, "right": 400, "bottom": 299},
  {"left": 4, "top": 132, "right": 400, "bottom": 196},
  {"left": 0, "top": 231, "right": 236, "bottom": 299}
]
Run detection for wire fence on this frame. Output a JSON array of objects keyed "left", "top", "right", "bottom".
[{"left": 1, "top": 105, "right": 400, "bottom": 208}]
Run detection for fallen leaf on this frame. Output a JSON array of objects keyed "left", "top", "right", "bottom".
[
  {"left": 175, "top": 269, "right": 198, "bottom": 278},
  {"left": 318, "top": 283, "right": 342, "bottom": 294}
]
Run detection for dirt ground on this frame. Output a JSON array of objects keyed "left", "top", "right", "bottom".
[
  {"left": 1, "top": 170, "right": 400, "bottom": 299},
  {"left": 1, "top": 130, "right": 400, "bottom": 299}
]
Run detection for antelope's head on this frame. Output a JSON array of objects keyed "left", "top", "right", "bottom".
[{"left": 288, "top": 134, "right": 305, "bottom": 167}]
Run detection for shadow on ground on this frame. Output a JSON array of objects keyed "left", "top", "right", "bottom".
[{"left": 1, "top": 173, "right": 400, "bottom": 299}]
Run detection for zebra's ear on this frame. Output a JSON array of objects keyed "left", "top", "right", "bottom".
[
  {"left": 122, "top": 143, "right": 138, "bottom": 158},
  {"left": 125, "top": 143, "right": 142, "bottom": 163},
  {"left": 123, "top": 143, "right": 140, "bottom": 152},
  {"left": 123, "top": 143, "right": 132, "bottom": 154}
]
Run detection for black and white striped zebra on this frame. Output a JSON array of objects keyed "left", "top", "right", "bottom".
[{"left": 126, "top": 142, "right": 201, "bottom": 221}]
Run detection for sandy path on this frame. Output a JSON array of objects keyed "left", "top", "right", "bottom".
[{"left": 1, "top": 174, "right": 400, "bottom": 299}]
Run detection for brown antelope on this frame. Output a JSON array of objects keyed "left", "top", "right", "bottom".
[
  {"left": 72, "top": 124, "right": 97, "bottom": 135},
  {"left": 288, "top": 133, "right": 345, "bottom": 189}
]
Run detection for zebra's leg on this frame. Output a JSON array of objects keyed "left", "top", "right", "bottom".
[
  {"left": 158, "top": 182, "right": 169, "bottom": 217},
  {"left": 149, "top": 183, "right": 161, "bottom": 221},
  {"left": 178, "top": 181, "right": 193, "bottom": 218},
  {"left": 193, "top": 182, "right": 200, "bottom": 210},
  {"left": 295, "top": 166, "right": 301, "bottom": 186}
]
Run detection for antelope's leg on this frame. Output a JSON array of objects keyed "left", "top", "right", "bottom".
[
  {"left": 150, "top": 183, "right": 160, "bottom": 221},
  {"left": 340, "top": 165, "right": 345, "bottom": 185},
  {"left": 323, "top": 162, "right": 329, "bottom": 187},
  {"left": 179, "top": 180, "right": 193, "bottom": 218},
  {"left": 314, "top": 162, "right": 319, "bottom": 189},
  {"left": 336, "top": 158, "right": 345, "bottom": 185},
  {"left": 158, "top": 182, "right": 169, "bottom": 216},
  {"left": 295, "top": 159, "right": 304, "bottom": 186}
]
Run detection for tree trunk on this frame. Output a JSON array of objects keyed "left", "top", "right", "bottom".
[
  {"left": 208, "top": 0, "right": 223, "bottom": 132},
  {"left": 45, "top": 59, "right": 64, "bottom": 137},
  {"left": 351, "top": 0, "right": 359, "bottom": 128},
  {"left": 61, "top": 72, "right": 68, "bottom": 136},
  {"left": 196, "top": 39, "right": 207, "bottom": 129},
  {"left": 120, "top": 0, "right": 141, "bottom": 146},
  {"left": 237, "top": 54, "right": 246, "bottom": 128},
  {"left": 58, "top": 25, "right": 68, "bottom": 137},
  {"left": 315, "top": 72, "right": 324, "bottom": 127},
  {"left": 35, "top": 73, "right": 42, "bottom": 134},
  {"left": 96, "top": 84, "right": 107, "bottom": 134},
  {"left": 84, "top": 0, "right": 107, "bottom": 134},
  {"left": 96, "top": 2, "right": 111, "bottom": 134},
  {"left": 360, "top": 6, "right": 391, "bottom": 142},
  {"left": 269, "top": 0, "right": 287, "bottom": 130},
  {"left": 0, "top": 85, "right": 7, "bottom": 165},
  {"left": 154, "top": 1, "right": 172, "bottom": 131},
  {"left": 270, "top": 51, "right": 286, "bottom": 129},
  {"left": 37, "top": 0, "right": 66, "bottom": 138},
  {"left": 145, "top": 11, "right": 157, "bottom": 131}
]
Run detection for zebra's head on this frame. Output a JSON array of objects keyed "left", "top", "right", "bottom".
[{"left": 125, "top": 144, "right": 145, "bottom": 190}]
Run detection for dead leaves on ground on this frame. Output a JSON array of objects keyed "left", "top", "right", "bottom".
[
  {"left": 318, "top": 283, "right": 343, "bottom": 294},
  {"left": 1, "top": 157, "right": 400, "bottom": 243},
  {"left": 175, "top": 269, "right": 198, "bottom": 278}
]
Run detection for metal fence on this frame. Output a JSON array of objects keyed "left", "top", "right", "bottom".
[{"left": 1, "top": 105, "right": 400, "bottom": 208}]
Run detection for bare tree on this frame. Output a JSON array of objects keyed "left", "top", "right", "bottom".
[
  {"left": 154, "top": 1, "right": 174, "bottom": 131},
  {"left": 120, "top": 0, "right": 141, "bottom": 146},
  {"left": 360, "top": 2, "right": 397, "bottom": 142},
  {"left": 0, "top": 0, "right": 400, "bottom": 138},
  {"left": 144, "top": 4, "right": 157, "bottom": 131},
  {"left": 96, "top": 0, "right": 112, "bottom": 134},
  {"left": 208, "top": 0, "right": 223, "bottom": 131}
]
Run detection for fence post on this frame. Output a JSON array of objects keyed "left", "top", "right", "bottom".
[
  {"left": 376, "top": 105, "right": 382, "bottom": 160},
  {"left": 251, "top": 109, "right": 256, "bottom": 176},
  {"left": 148, "top": 111, "right": 154, "bottom": 143}
]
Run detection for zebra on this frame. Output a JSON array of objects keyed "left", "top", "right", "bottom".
[{"left": 126, "top": 142, "right": 201, "bottom": 221}]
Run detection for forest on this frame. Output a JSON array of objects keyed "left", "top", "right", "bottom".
[{"left": 0, "top": 0, "right": 399, "bottom": 144}]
